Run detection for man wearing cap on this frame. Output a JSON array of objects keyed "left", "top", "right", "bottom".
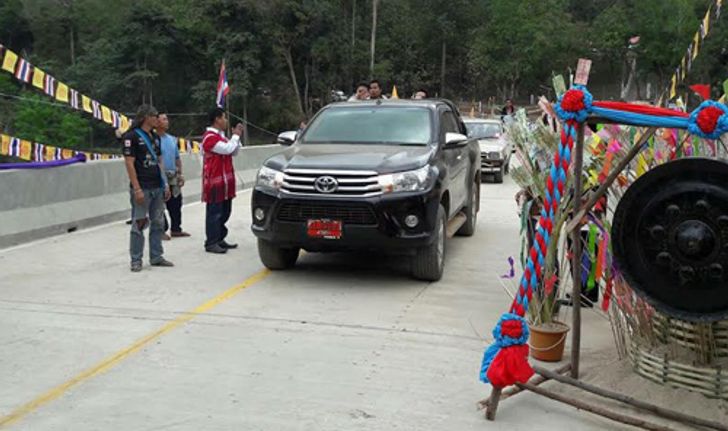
[{"left": 122, "top": 104, "right": 174, "bottom": 272}]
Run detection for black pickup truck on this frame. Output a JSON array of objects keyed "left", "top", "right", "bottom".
[{"left": 250, "top": 100, "right": 481, "bottom": 281}]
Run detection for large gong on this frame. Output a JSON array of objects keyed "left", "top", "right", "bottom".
[{"left": 612, "top": 158, "right": 728, "bottom": 322}]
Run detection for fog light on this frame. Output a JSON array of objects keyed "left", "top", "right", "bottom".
[
  {"left": 254, "top": 208, "right": 266, "bottom": 222},
  {"left": 404, "top": 214, "right": 419, "bottom": 228}
]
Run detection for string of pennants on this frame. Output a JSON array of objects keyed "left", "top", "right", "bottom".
[
  {"left": 665, "top": 0, "right": 723, "bottom": 102},
  {"left": 1, "top": 44, "right": 132, "bottom": 131},
  {"left": 0, "top": 43, "right": 203, "bottom": 158},
  {"left": 1, "top": 132, "right": 201, "bottom": 163}
]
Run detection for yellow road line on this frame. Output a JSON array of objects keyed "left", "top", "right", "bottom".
[{"left": 0, "top": 269, "right": 270, "bottom": 428}]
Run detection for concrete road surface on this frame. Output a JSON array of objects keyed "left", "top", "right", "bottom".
[{"left": 0, "top": 175, "right": 623, "bottom": 430}]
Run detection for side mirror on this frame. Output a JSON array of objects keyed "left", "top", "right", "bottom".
[
  {"left": 277, "top": 131, "right": 297, "bottom": 146},
  {"left": 445, "top": 132, "right": 468, "bottom": 147}
]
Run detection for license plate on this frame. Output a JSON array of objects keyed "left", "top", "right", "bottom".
[{"left": 307, "top": 219, "right": 343, "bottom": 239}]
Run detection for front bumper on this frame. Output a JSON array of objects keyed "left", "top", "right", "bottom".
[
  {"left": 481, "top": 159, "right": 504, "bottom": 173},
  {"left": 250, "top": 188, "right": 441, "bottom": 254}
]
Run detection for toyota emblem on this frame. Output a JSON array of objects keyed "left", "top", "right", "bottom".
[{"left": 314, "top": 176, "right": 339, "bottom": 194}]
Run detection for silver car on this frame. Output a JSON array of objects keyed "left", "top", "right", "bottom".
[{"left": 463, "top": 118, "right": 511, "bottom": 183}]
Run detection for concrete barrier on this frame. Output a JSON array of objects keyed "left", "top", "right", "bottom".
[{"left": 0, "top": 145, "right": 285, "bottom": 248}]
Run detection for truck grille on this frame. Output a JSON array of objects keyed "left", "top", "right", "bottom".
[
  {"left": 276, "top": 202, "right": 378, "bottom": 225},
  {"left": 281, "top": 169, "right": 382, "bottom": 197}
]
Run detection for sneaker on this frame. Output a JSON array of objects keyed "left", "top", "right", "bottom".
[
  {"left": 205, "top": 244, "right": 228, "bottom": 254},
  {"left": 131, "top": 261, "right": 142, "bottom": 272},
  {"left": 151, "top": 258, "right": 175, "bottom": 267},
  {"left": 162, "top": 233, "right": 172, "bottom": 241},
  {"left": 171, "top": 231, "right": 191, "bottom": 238},
  {"left": 220, "top": 240, "right": 238, "bottom": 249}
]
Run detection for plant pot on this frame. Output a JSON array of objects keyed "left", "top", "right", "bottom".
[{"left": 529, "top": 321, "right": 570, "bottom": 362}]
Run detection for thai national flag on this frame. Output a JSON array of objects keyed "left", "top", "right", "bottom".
[
  {"left": 44, "top": 75, "right": 56, "bottom": 96},
  {"left": 216, "top": 60, "right": 230, "bottom": 108},
  {"left": 15, "top": 59, "right": 32, "bottom": 83},
  {"left": 112, "top": 110, "right": 121, "bottom": 128},
  {"left": 9, "top": 138, "right": 20, "bottom": 157},
  {"left": 70, "top": 89, "right": 80, "bottom": 109},
  {"left": 92, "top": 100, "right": 102, "bottom": 119},
  {"left": 33, "top": 143, "right": 44, "bottom": 161}
]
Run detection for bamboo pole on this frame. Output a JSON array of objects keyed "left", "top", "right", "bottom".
[
  {"left": 517, "top": 382, "right": 677, "bottom": 431},
  {"left": 484, "top": 387, "right": 501, "bottom": 421},
  {"left": 477, "top": 363, "right": 572, "bottom": 411},
  {"left": 533, "top": 366, "right": 728, "bottom": 431},
  {"left": 570, "top": 123, "right": 585, "bottom": 379}
]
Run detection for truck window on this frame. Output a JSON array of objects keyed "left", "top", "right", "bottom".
[
  {"left": 303, "top": 107, "right": 432, "bottom": 145},
  {"left": 440, "top": 110, "right": 460, "bottom": 137}
]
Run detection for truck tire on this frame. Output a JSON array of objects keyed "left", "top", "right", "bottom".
[
  {"left": 457, "top": 182, "right": 479, "bottom": 237},
  {"left": 412, "top": 204, "right": 446, "bottom": 281},
  {"left": 494, "top": 166, "right": 504, "bottom": 183},
  {"left": 258, "top": 239, "right": 299, "bottom": 270}
]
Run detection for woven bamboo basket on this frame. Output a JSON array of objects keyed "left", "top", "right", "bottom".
[
  {"left": 652, "top": 313, "right": 728, "bottom": 359},
  {"left": 628, "top": 341, "right": 728, "bottom": 400}
]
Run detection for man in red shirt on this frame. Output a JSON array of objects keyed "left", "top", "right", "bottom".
[{"left": 202, "top": 108, "right": 244, "bottom": 254}]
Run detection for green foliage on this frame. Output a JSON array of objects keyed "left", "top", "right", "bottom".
[{"left": 13, "top": 94, "right": 90, "bottom": 148}]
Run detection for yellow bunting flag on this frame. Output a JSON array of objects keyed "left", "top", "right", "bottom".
[
  {"left": 192, "top": 142, "right": 200, "bottom": 154},
  {"left": 692, "top": 33, "right": 700, "bottom": 60},
  {"left": 120, "top": 115, "right": 130, "bottom": 131},
  {"left": 101, "top": 106, "right": 112, "bottom": 124},
  {"left": 1, "top": 134, "right": 10, "bottom": 155},
  {"left": 391, "top": 85, "right": 399, "bottom": 99},
  {"left": 670, "top": 74, "right": 677, "bottom": 99},
  {"left": 45, "top": 145, "right": 55, "bottom": 160},
  {"left": 32, "top": 68, "right": 45, "bottom": 90},
  {"left": 178, "top": 138, "right": 187, "bottom": 153},
  {"left": 82, "top": 95, "right": 92, "bottom": 113},
  {"left": 55, "top": 82, "right": 69, "bottom": 103},
  {"left": 2, "top": 49, "right": 18, "bottom": 73},
  {"left": 19, "top": 140, "right": 32, "bottom": 160},
  {"left": 680, "top": 57, "right": 687, "bottom": 81},
  {"left": 61, "top": 149, "right": 74, "bottom": 159},
  {"left": 101, "top": 154, "right": 111, "bottom": 160},
  {"left": 703, "top": 8, "right": 711, "bottom": 37}
]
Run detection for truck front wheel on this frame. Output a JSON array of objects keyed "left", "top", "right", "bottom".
[
  {"left": 412, "top": 204, "right": 446, "bottom": 281},
  {"left": 257, "top": 239, "right": 299, "bottom": 270}
]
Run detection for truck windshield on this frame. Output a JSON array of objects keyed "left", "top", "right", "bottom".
[
  {"left": 466, "top": 122, "right": 501, "bottom": 139},
  {"left": 302, "top": 107, "right": 432, "bottom": 145}
]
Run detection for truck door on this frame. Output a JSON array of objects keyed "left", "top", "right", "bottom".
[{"left": 440, "top": 108, "right": 468, "bottom": 215}]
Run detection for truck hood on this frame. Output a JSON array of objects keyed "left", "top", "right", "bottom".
[
  {"left": 478, "top": 138, "right": 505, "bottom": 154},
  {"left": 264, "top": 143, "right": 435, "bottom": 174}
]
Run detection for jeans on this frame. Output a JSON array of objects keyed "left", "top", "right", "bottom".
[
  {"left": 164, "top": 193, "right": 183, "bottom": 233},
  {"left": 205, "top": 199, "right": 232, "bottom": 248},
  {"left": 130, "top": 187, "right": 165, "bottom": 264}
]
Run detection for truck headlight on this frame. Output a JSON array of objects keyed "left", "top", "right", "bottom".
[
  {"left": 256, "top": 166, "right": 284, "bottom": 190},
  {"left": 378, "top": 166, "right": 434, "bottom": 194}
]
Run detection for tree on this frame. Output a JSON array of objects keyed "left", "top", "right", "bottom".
[{"left": 468, "top": 0, "right": 579, "bottom": 100}]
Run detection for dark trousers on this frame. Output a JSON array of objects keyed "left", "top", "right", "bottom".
[
  {"left": 164, "top": 193, "right": 183, "bottom": 233},
  {"left": 205, "top": 199, "right": 232, "bottom": 248}
]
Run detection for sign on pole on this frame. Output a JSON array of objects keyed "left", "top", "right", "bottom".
[
  {"left": 552, "top": 74, "right": 567, "bottom": 97},
  {"left": 574, "top": 58, "right": 592, "bottom": 86}
]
